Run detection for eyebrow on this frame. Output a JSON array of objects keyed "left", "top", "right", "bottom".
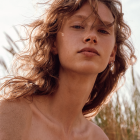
[
  {"left": 71, "top": 14, "right": 115, "bottom": 28},
  {"left": 71, "top": 15, "right": 90, "bottom": 21}
]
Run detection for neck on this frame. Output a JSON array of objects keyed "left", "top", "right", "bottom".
[{"left": 46, "top": 69, "right": 97, "bottom": 133}]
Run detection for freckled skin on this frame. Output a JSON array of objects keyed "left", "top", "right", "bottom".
[
  {"left": 54, "top": 1, "right": 116, "bottom": 75},
  {"left": 0, "top": 1, "right": 115, "bottom": 140}
]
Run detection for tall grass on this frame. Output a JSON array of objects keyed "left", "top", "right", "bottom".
[{"left": 94, "top": 67, "right": 140, "bottom": 139}]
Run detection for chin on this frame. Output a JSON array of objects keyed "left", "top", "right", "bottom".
[{"left": 60, "top": 63, "right": 106, "bottom": 75}]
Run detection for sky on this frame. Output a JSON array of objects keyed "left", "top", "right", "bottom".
[{"left": 0, "top": 0, "right": 140, "bottom": 99}]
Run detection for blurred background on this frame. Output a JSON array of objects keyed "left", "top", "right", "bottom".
[{"left": 0, "top": 0, "right": 140, "bottom": 139}]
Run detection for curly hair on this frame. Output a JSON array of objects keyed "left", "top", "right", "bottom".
[{"left": 0, "top": 0, "right": 136, "bottom": 117}]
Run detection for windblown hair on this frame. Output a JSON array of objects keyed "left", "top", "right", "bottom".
[{"left": 0, "top": 0, "right": 136, "bottom": 117}]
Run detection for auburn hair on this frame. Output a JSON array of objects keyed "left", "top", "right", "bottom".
[{"left": 0, "top": 0, "right": 136, "bottom": 117}]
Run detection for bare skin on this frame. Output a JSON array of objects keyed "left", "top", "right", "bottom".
[
  {"left": 0, "top": 1, "right": 116, "bottom": 140},
  {"left": 0, "top": 97, "right": 108, "bottom": 140}
]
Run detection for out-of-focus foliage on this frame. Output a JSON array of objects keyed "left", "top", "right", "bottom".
[
  {"left": 0, "top": 27, "right": 23, "bottom": 76},
  {"left": 94, "top": 67, "right": 140, "bottom": 140}
]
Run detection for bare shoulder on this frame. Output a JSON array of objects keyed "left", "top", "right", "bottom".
[
  {"left": 88, "top": 121, "right": 109, "bottom": 140},
  {"left": 0, "top": 98, "right": 32, "bottom": 140}
]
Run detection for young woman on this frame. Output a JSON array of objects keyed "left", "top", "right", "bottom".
[{"left": 0, "top": 0, "right": 136, "bottom": 139}]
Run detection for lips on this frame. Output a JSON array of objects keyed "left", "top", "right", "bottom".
[{"left": 78, "top": 47, "right": 99, "bottom": 55}]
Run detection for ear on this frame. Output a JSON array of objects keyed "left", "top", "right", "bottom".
[
  {"left": 51, "top": 41, "right": 58, "bottom": 55},
  {"left": 109, "top": 45, "right": 117, "bottom": 64}
]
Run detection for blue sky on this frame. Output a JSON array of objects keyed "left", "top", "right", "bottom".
[{"left": 0, "top": 0, "right": 140, "bottom": 97}]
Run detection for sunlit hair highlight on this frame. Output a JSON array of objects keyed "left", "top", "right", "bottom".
[{"left": 0, "top": 0, "right": 136, "bottom": 117}]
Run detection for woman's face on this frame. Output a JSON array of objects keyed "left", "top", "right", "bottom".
[{"left": 54, "top": 1, "right": 116, "bottom": 75}]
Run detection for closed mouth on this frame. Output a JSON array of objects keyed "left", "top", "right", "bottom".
[{"left": 78, "top": 47, "right": 99, "bottom": 55}]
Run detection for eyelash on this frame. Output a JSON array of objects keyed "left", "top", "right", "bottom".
[
  {"left": 98, "top": 29, "right": 109, "bottom": 34},
  {"left": 71, "top": 25, "right": 109, "bottom": 34},
  {"left": 71, "top": 25, "right": 84, "bottom": 29}
]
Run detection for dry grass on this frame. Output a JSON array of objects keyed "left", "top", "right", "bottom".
[{"left": 94, "top": 71, "right": 140, "bottom": 140}]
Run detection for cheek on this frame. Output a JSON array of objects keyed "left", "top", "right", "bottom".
[
  {"left": 55, "top": 35, "right": 70, "bottom": 62},
  {"left": 56, "top": 31, "right": 70, "bottom": 47},
  {"left": 105, "top": 37, "right": 115, "bottom": 52},
  {"left": 101, "top": 38, "right": 115, "bottom": 61}
]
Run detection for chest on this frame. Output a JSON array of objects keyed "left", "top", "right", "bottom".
[{"left": 26, "top": 115, "right": 92, "bottom": 140}]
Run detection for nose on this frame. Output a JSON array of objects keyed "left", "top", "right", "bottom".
[{"left": 83, "top": 31, "right": 98, "bottom": 44}]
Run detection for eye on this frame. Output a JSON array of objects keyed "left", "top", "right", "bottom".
[
  {"left": 71, "top": 25, "right": 84, "bottom": 29},
  {"left": 98, "top": 29, "right": 109, "bottom": 34}
]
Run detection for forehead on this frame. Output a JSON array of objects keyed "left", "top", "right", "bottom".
[{"left": 68, "top": 1, "right": 114, "bottom": 26}]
